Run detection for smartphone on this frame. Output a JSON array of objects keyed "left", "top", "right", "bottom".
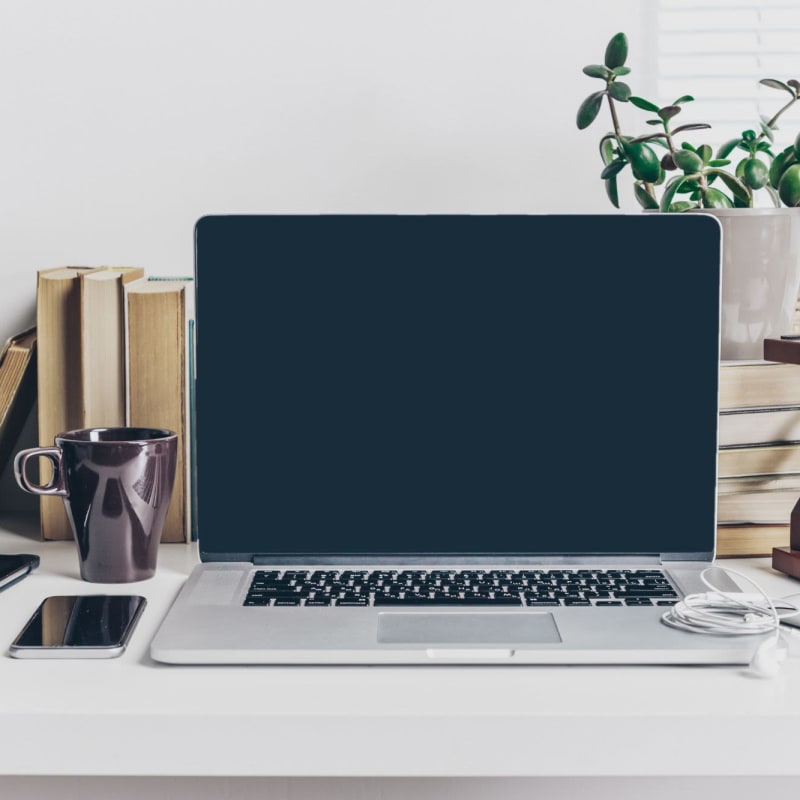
[
  {"left": 9, "top": 595, "right": 147, "bottom": 659},
  {"left": 0, "top": 554, "right": 39, "bottom": 592}
]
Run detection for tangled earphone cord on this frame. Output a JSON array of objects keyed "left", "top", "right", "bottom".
[{"left": 661, "top": 565, "right": 800, "bottom": 637}]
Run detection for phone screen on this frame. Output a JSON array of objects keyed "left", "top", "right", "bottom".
[{"left": 10, "top": 595, "right": 146, "bottom": 654}]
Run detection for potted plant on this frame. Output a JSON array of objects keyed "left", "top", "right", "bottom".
[{"left": 577, "top": 32, "right": 800, "bottom": 360}]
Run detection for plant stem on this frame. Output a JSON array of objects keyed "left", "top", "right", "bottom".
[
  {"left": 766, "top": 95, "right": 799, "bottom": 129},
  {"left": 607, "top": 93, "right": 623, "bottom": 140}
]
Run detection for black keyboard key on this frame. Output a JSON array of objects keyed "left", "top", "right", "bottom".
[
  {"left": 624, "top": 598, "right": 653, "bottom": 606},
  {"left": 273, "top": 598, "right": 301, "bottom": 606},
  {"left": 525, "top": 599, "right": 561, "bottom": 606},
  {"left": 595, "top": 600, "right": 623, "bottom": 606},
  {"left": 656, "top": 600, "right": 678, "bottom": 606},
  {"left": 563, "top": 598, "right": 591, "bottom": 606}
]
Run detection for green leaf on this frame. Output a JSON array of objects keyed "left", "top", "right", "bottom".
[
  {"left": 760, "top": 121, "right": 775, "bottom": 142},
  {"left": 658, "top": 105, "right": 682, "bottom": 121},
  {"left": 673, "top": 149, "right": 704, "bottom": 173},
  {"left": 769, "top": 146, "right": 796, "bottom": 188},
  {"left": 677, "top": 179, "right": 699, "bottom": 194},
  {"left": 577, "top": 91, "right": 605, "bottom": 129},
  {"left": 600, "top": 159, "right": 627, "bottom": 179},
  {"left": 795, "top": 131, "right": 800, "bottom": 159},
  {"left": 607, "top": 81, "right": 631, "bottom": 101},
  {"left": 789, "top": 79, "right": 800, "bottom": 95},
  {"left": 701, "top": 187, "right": 734, "bottom": 208},
  {"left": 633, "top": 181, "right": 659, "bottom": 209},
  {"left": 623, "top": 141, "right": 661, "bottom": 182},
  {"left": 756, "top": 142, "right": 774, "bottom": 153},
  {"left": 708, "top": 159, "right": 731, "bottom": 167},
  {"left": 717, "top": 138, "right": 741, "bottom": 159},
  {"left": 600, "top": 135, "right": 616, "bottom": 165},
  {"left": 669, "top": 201, "right": 698, "bottom": 212},
  {"left": 682, "top": 142, "right": 698, "bottom": 153},
  {"left": 605, "top": 175, "right": 620, "bottom": 208},
  {"left": 707, "top": 168, "right": 751, "bottom": 204},
  {"left": 742, "top": 157, "right": 770, "bottom": 189},
  {"left": 779, "top": 164, "right": 800, "bottom": 206},
  {"left": 742, "top": 129, "right": 757, "bottom": 142},
  {"left": 629, "top": 96, "right": 660, "bottom": 112},
  {"left": 760, "top": 78, "right": 794, "bottom": 95},
  {"left": 671, "top": 123, "right": 711, "bottom": 135},
  {"left": 583, "top": 64, "right": 612, "bottom": 80},
  {"left": 672, "top": 95, "right": 694, "bottom": 105},
  {"left": 660, "top": 175, "right": 690, "bottom": 211},
  {"left": 646, "top": 119, "right": 662, "bottom": 126},
  {"left": 766, "top": 185, "right": 782, "bottom": 207},
  {"left": 697, "top": 144, "right": 712, "bottom": 164},
  {"left": 604, "top": 32, "right": 628, "bottom": 69},
  {"left": 611, "top": 66, "right": 631, "bottom": 77}
]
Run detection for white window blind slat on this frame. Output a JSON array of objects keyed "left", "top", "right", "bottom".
[{"left": 656, "top": 0, "right": 800, "bottom": 144}]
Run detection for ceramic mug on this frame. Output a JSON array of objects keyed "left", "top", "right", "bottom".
[{"left": 14, "top": 427, "right": 178, "bottom": 583}]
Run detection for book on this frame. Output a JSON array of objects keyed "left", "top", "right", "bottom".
[
  {"left": 36, "top": 267, "right": 103, "bottom": 540},
  {"left": 80, "top": 267, "right": 145, "bottom": 427},
  {"left": 125, "top": 277, "right": 196, "bottom": 543},
  {"left": 717, "top": 441, "right": 800, "bottom": 478},
  {"left": 717, "top": 524, "right": 790, "bottom": 558},
  {"left": 718, "top": 405, "right": 800, "bottom": 448},
  {"left": 719, "top": 359, "right": 800, "bottom": 409},
  {"left": 0, "top": 327, "right": 37, "bottom": 479},
  {"left": 716, "top": 473, "right": 800, "bottom": 524}
]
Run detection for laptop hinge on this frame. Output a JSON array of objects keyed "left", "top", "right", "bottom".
[
  {"left": 251, "top": 553, "right": 671, "bottom": 566},
  {"left": 660, "top": 552, "right": 714, "bottom": 563}
]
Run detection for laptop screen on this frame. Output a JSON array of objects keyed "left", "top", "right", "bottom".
[{"left": 194, "top": 214, "right": 721, "bottom": 560}]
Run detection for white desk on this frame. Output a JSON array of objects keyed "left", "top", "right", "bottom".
[{"left": 1, "top": 520, "right": 800, "bottom": 795}]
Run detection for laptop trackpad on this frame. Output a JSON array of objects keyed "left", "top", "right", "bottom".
[{"left": 377, "top": 612, "right": 561, "bottom": 645}]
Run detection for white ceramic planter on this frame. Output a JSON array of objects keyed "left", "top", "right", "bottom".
[{"left": 699, "top": 208, "right": 800, "bottom": 361}]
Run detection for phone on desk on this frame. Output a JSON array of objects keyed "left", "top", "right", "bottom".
[
  {"left": 9, "top": 595, "right": 147, "bottom": 659},
  {"left": 0, "top": 554, "right": 39, "bottom": 592}
]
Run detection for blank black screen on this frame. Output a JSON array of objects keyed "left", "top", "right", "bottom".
[{"left": 195, "top": 214, "right": 721, "bottom": 559}]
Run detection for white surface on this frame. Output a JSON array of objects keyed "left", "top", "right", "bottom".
[{"left": 0, "top": 524, "right": 799, "bottom": 778}]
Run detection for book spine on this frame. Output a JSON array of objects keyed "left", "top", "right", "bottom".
[{"left": 37, "top": 272, "right": 86, "bottom": 540}]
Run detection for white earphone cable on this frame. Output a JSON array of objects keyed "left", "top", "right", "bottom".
[{"left": 661, "top": 565, "right": 800, "bottom": 638}]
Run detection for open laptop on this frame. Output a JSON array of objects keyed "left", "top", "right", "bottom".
[{"left": 150, "top": 213, "right": 756, "bottom": 665}]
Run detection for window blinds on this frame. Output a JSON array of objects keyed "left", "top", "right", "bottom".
[{"left": 657, "top": 0, "right": 800, "bottom": 146}]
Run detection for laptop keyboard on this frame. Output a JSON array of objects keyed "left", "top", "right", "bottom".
[{"left": 243, "top": 568, "right": 679, "bottom": 607}]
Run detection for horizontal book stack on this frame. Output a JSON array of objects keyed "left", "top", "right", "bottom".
[
  {"left": 34, "top": 267, "right": 195, "bottom": 542},
  {"left": 716, "top": 358, "right": 800, "bottom": 557}
]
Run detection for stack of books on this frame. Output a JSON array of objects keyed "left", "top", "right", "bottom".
[
  {"left": 717, "top": 358, "right": 800, "bottom": 557},
  {"left": 34, "top": 267, "right": 196, "bottom": 543}
]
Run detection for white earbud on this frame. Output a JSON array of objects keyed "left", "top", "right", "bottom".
[{"left": 749, "top": 639, "right": 785, "bottom": 678}]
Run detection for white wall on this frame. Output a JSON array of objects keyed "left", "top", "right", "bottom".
[{"left": 0, "top": 0, "right": 649, "bottom": 503}]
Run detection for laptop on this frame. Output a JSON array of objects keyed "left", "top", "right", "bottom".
[{"left": 150, "top": 212, "right": 755, "bottom": 665}]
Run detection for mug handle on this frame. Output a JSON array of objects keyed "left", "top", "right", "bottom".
[{"left": 14, "top": 447, "right": 67, "bottom": 496}]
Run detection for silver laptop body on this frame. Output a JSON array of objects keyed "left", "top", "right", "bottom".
[{"left": 150, "top": 213, "right": 757, "bottom": 666}]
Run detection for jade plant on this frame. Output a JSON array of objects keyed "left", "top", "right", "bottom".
[{"left": 577, "top": 32, "right": 800, "bottom": 211}]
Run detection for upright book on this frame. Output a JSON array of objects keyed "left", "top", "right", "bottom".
[
  {"left": 125, "top": 277, "right": 196, "bottom": 543},
  {"left": 80, "top": 266, "right": 145, "bottom": 427},
  {"left": 0, "top": 327, "right": 37, "bottom": 479},
  {"left": 37, "top": 267, "right": 103, "bottom": 540}
]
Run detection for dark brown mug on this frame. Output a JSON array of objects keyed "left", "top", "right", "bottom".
[{"left": 14, "top": 427, "right": 178, "bottom": 583}]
